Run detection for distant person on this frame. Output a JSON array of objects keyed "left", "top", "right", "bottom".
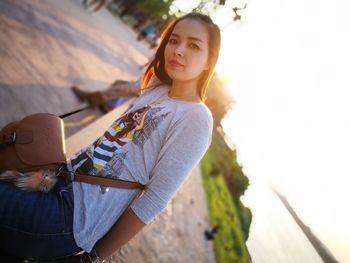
[
  {"left": 137, "top": 22, "right": 157, "bottom": 41},
  {"left": 0, "top": 13, "right": 221, "bottom": 262},
  {"left": 204, "top": 224, "right": 220, "bottom": 240},
  {"left": 71, "top": 57, "right": 156, "bottom": 113},
  {"left": 83, "top": 0, "right": 109, "bottom": 12},
  {"left": 146, "top": 30, "right": 161, "bottom": 49},
  {"left": 72, "top": 79, "right": 142, "bottom": 113}
]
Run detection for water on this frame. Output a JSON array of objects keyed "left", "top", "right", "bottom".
[{"left": 242, "top": 179, "right": 324, "bottom": 263}]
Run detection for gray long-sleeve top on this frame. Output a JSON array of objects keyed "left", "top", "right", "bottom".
[{"left": 66, "top": 84, "right": 213, "bottom": 252}]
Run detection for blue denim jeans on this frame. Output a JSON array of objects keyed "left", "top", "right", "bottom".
[{"left": 0, "top": 177, "right": 83, "bottom": 260}]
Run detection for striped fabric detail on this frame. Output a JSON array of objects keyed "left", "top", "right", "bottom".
[
  {"left": 95, "top": 146, "right": 114, "bottom": 157},
  {"left": 91, "top": 120, "right": 134, "bottom": 170},
  {"left": 71, "top": 158, "right": 88, "bottom": 172},
  {"left": 93, "top": 155, "right": 109, "bottom": 167},
  {"left": 93, "top": 151, "right": 111, "bottom": 162},
  {"left": 98, "top": 143, "right": 117, "bottom": 152}
]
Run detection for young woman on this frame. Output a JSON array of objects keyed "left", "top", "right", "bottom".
[{"left": 0, "top": 12, "right": 221, "bottom": 263}]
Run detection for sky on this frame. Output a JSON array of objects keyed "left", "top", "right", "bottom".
[
  {"left": 208, "top": 0, "right": 350, "bottom": 261},
  {"left": 170, "top": 0, "right": 350, "bottom": 261}
]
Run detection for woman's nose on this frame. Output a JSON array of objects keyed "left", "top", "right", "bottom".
[{"left": 174, "top": 45, "right": 185, "bottom": 57}]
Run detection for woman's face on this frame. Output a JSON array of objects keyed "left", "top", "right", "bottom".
[{"left": 164, "top": 19, "right": 209, "bottom": 83}]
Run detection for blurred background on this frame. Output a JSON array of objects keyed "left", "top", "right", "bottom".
[{"left": 215, "top": 1, "right": 349, "bottom": 262}]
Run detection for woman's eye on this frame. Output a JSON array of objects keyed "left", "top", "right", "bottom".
[
  {"left": 189, "top": 43, "right": 200, "bottom": 50},
  {"left": 169, "top": 38, "right": 177, "bottom": 44}
]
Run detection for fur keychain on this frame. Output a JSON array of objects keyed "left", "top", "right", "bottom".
[{"left": 0, "top": 169, "right": 57, "bottom": 193}]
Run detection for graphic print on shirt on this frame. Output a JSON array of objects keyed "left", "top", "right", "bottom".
[{"left": 69, "top": 105, "right": 171, "bottom": 181}]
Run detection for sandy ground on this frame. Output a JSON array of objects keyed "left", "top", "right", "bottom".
[{"left": 0, "top": 0, "right": 216, "bottom": 262}]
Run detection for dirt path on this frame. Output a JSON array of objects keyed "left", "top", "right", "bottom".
[
  {"left": 0, "top": 0, "right": 149, "bottom": 136},
  {"left": 112, "top": 166, "right": 215, "bottom": 263},
  {"left": 0, "top": 1, "right": 215, "bottom": 262}
]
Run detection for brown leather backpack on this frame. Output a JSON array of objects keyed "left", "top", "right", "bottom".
[{"left": 0, "top": 113, "right": 66, "bottom": 173}]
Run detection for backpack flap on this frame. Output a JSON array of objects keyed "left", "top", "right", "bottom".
[
  {"left": 0, "top": 113, "right": 67, "bottom": 172},
  {"left": 15, "top": 113, "right": 67, "bottom": 166}
]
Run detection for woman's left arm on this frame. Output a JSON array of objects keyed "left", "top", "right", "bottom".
[
  {"left": 94, "top": 207, "right": 146, "bottom": 260},
  {"left": 130, "top": 107, "right": 213, "bottom": 225},
  {"left": 40, "top": 208, "right": 145, "bottom": 263}
]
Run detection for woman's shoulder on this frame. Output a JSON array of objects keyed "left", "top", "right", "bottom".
[
  {"left": 171, "top": 102, "right": 213, "bottom": 131},
  {"left": 138, "top": 84, "right": 168, "bottom": 100},
  {"left": 186, "top": 103, "right": 213, "bottom": 124}
]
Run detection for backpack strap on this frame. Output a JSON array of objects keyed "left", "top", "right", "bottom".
[
  {"left": 60, "top": 171, "right": 147, "bottom": 190},
  {"left": 59, "top": 106, "right": 90, "bottom": 119}
]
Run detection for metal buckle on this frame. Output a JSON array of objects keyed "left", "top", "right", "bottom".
[
  {"left": 10, "top": 132, "right": 16, "bottom": 143},
  {"left": 55, "top": 165, "right": 65, "bottom": 177},
  {"left": 0, "top": 132, "right": 16, "bottom": 147}
]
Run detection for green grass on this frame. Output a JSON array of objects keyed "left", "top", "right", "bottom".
[{"left": 200, "top": 142, "right": 251, "bottom": 263}]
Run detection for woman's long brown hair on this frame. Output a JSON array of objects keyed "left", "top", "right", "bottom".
[{"left": 141, "top": 13, "right": 221, "bottom": 102}]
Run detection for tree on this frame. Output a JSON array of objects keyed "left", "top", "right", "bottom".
[
  {"left": 136, "top": 0, "right": 174, "bottom": 21},
  {"left": 205, "top": 73, "right": 234, "bottom": 129},
  {"left": 172, "top": 0, "right": 247, "bottom": 22}
]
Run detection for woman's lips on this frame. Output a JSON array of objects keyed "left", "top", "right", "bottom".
[{"left": 168, "top": 60, "right": 184, "bottom": 68}]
